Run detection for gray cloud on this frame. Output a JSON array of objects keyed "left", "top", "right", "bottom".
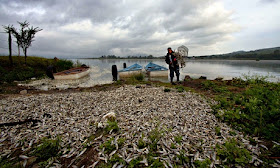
[
  {"left": 260, "top": 0, "right": 279, "bottom": 3},
  {"left": 0, "top": 0, "right": 240, "bottom": 57}
]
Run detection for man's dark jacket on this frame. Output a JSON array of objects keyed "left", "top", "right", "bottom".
[{"left": 165, "top": 52, "right": 179, "bottom": 69}]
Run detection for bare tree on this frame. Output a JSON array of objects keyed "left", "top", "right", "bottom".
[
  {"left": 10, "top": 27, "right": 21, "bottom": 58},
  {"left": 2, "top": 25, "right": 13, "bottom": 67},
  {"left": 17, "top": 21, "right": 42, "bottom": 64}
]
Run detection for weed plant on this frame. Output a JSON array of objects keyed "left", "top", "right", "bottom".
[
  {"left": 32, "top": 137, "right": 61, "bottom": 161},
  {"left": 104, "top": 120, "right": 119, "bottom": 133},
  {"left": 212, "top": 75, "right": 280, "bottom": 141},
  {"left": 216, "top": 138, "right": 252, "bottom": 167},
  {"left": 100, "top": 137, "right": 116, "bottom": 154},
  {"left": 0, "top": 56, "right": 73, "bottom": 83}
]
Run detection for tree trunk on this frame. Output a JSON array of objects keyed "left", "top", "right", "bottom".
[
  {"left": 17, "top": 44, "right": 20, "bottom": 57},
  {"left": 24, "top": 48, "right": 27, "bottom": 65},
  {"left": 17, "top": 44, "right": 20, "bottom": 64},
  {"left": 8, "top": 30, "right": 13, "bottom": 67}
]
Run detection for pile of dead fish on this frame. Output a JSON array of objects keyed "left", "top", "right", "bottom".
[{"left": 0, "top": 85, "right": 268, "bottom": 167}]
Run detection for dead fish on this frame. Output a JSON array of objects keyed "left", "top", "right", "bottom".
[{"left": 76, "top": 148, "right": 87, "bottom": 158}]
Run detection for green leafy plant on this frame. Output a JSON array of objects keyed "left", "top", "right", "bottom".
[
  {"left": 174, "top": 135, "right": 183, "bottom": 144},
  {"left": 148, "top": 127, "right": 163, "bottom": 152},
  {"left": 176, "top": 86, "right": 184, "bottom": 93},
  {"left": 212, "top": 75, "right": 280, "bottom": 141},
  {"left": 138, "top": 137, "right": 147, "bottom": 149},
  {"left": 216, "top": 138, "right": 252, "bottom": 167},
  {"left": 100, "top": 137, "right": 116, "bottom": 154},
  {"left": 194, "top": 158, "right": 211, "bottom": 168},
  {"left": 32, "top": 137, "right": 61, "bottom": 161},
  {"left": 104, "top": 120, "right": 119, "bottom": 133},
  {"left": 117, "top": 137, "right": 125, "bottom": 147},
  {"left": 215, "top": 126, "right": 221, "bottom": 136},
  {"left": 171, "top": 143, "right": 176, "bottom": 149},
  {"left": 176, "top": 150, "right": 190, "bottom": 166}
]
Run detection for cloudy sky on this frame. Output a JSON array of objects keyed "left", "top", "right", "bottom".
[{"left": 0, "top": 0, "right": 279, "bottom": 58}]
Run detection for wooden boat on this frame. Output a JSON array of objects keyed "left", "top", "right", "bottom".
[
  {"left": 118, "top": 63, "right": 143, "bottom": 78},
  {"left": 53, "top": 66, "right": 90, "bottom": 80},
  {"left": 145, "top": 62, "right": 168, "bottom": 77}
]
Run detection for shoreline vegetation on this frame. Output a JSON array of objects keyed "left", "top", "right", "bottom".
[{"left": 0, "top": 56, "right": 280, "bottom": 167}]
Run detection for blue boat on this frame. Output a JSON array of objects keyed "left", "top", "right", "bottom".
[
  {"left": 118, "top": 63, "right": 143, "bottom": 77},
  {"left": 145, "top": 62, "right": 168, "bottom": 77}
]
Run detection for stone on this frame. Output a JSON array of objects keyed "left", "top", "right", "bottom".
[
  {"left": 215, "top": 77, "right": 223, "bottom": 81},
  {"left": 102, "top": 112, "right": 116, "bottom": 122},
  {"left": 199, "top": 76, "right": 207, "bottom": 80},
  {"left": 184, "top": 75, "right": 192, "bottom": 81},
  {"left": 20, "top": 90, "right": 27, "bottom": 95}
]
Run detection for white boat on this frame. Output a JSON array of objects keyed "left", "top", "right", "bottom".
[
  {"left": 118, "top": 63, "right": 143, "bottom": 78},
  {"left": 145, "top": 62, "right": 168, "bottom": 77},
  {"left": 53, "top": 66, "right": 90, "bottom": 80}
]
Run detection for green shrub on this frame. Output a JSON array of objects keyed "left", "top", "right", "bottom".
[
  {"left": 33, "top": 137, "right": 61, "bottom": 160},
  {"left": 55, "top": 59, "right": 73, "bottom": 72},
  {"left": 138, "top": 137, "right": 147, "bottom": 149},
  {"left": 201, "top": 80, "right": 215, "bottom": 90},
  {"left": 194, "top": 158, "right": 211, "bottom": 168},
  {"left": 216, "top": 139, "right": 252, "bottom": 167},
  {"left": 215, "top": 126, "right": 221, "bottom": 136},
  {"left": 174, "top": 135, "right": 183, "bottom": 144},
  {"left": 176, "top": 150, "right": 190, "bottom": 166},
  {"left": 131, "top": 73, "right": 144, "bottom": 81},
  {"left": 148, "top": 127, "right": 163, "bottom": 152},
  {"left": 117, "top": 137, "right": 125, "bottom": 147},
  {"left": 0, "top": 56, "right": 74, "bottom": 83},
  {"left": 104, "top": 121, "right": 119, "bottom": 133},
  {"left": 213, "top": 76, "right": 280, "bottom": 141},
  {"left": 100, "top": 137, "right": 116, "bottom": 154},
  {"left": 176, "top": 86, "right": 184, "bottom": 93}
]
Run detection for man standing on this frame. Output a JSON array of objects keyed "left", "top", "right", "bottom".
[{"left": 165, "top": 47, "right": 180, "bottom": 84}]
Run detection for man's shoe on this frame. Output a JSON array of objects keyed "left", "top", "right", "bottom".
[{"left": 171, "top": 82, "right": 176, "bottom": 85}]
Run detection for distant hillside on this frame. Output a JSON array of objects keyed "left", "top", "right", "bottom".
[{"left": 195, "top": 47, "right": 280, "bottom": 60}]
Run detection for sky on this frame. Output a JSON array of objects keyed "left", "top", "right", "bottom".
[{"left": 0, "top": 0, "right": 279, "bottom": 58}]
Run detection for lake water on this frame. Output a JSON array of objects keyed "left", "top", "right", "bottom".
[
  {"left": 69, "top": 59, "right": 280, "bottom": 86},
  {"left": 25, "top": 59, "right": 280, "bottom": 90}
]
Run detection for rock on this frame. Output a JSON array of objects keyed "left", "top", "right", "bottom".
[
  {"left": 184, "top": 75, "right": 192, "bottom": 81},
  {"left": 215, "top": 77, "right": 223, "bottom": 81},
  {"left": 199, "top": 76, "right": 207, "bottom": 80},
  {"left": 20, "top": 90, "right": 27, "bottom": 95},
  {"left": 102, "top": 112, "right": 116, "bottom": 122}
]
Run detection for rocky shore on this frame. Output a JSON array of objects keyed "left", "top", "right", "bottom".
[{"left": 0, "top": 85, "right": 262, "bottom": 167}]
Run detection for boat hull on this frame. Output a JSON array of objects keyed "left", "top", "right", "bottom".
[
  {"left": 54, "top": 67, "right": 90, "bottom": 80},
  {"left": 147, "top": 70, "right": 168, "bottom": 77},
  {"left": 119, "top": 70, "right": 142, "bottom": 78}
]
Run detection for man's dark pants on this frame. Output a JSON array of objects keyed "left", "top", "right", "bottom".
[{"left": 170, "top": 66, "right": 180, "bottom": 82}]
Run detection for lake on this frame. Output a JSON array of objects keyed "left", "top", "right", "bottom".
[{"left": 68, "top": 59, "right": 280, "bottom": 86}]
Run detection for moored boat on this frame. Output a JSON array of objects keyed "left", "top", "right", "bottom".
[
  {"left": 118, "top": 63, "right": 143, "bottom": 78},
  {"left": 53, "top": 66, "right": 90, "bottom": 80},
  {"left": 145, "top": 62, "right": 168, "bottom": 77}
]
